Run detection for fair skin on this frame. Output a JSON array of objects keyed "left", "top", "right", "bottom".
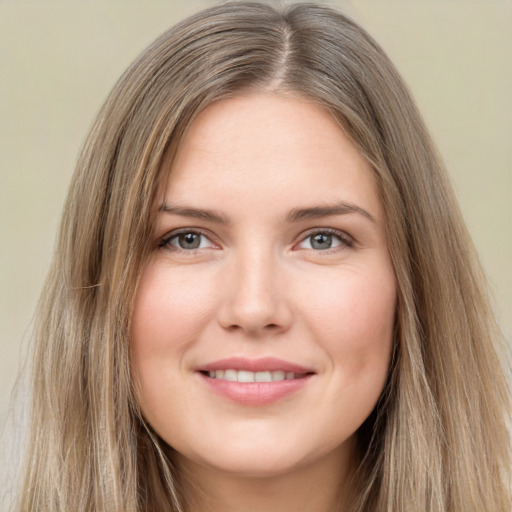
[{"left": 131, "top": 92, "right": 396, "bottom": 512}]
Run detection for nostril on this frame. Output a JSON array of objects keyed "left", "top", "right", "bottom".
[{"left": 226, "top": 322, "right": 281, "bottom": 334}]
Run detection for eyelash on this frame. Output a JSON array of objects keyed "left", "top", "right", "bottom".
[
  {"left": 158, "top": 228, "right": 355, "bottom": 253},
  {"left": 158, "top": 229, "right": 216, "bottom": 253},
  {"left": 297, "top": 228, "right": 355, "bottom": 252}
]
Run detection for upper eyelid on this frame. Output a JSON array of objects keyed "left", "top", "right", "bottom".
[
  {"left": 161, "top": 226, "right": 214, "bottom": 239},
  {"left": 299, "top": 227, "right": 351, "bottom": 237}
]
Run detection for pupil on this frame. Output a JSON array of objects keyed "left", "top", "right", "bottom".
[
  {"left": 311, "top": 233, "right": 332, "bottom": 250},
  {"left": 179, "top": 233, "right": 200, "bottom": 249}
]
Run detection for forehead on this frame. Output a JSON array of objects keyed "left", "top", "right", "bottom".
[{"left": 162, "top": 93, "right": 383, "bottom": 221}]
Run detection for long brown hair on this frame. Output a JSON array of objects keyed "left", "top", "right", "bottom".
[{"left": 20, "top": 2, "right": 511, "bottom": 511}]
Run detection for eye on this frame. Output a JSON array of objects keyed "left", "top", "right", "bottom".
[
  {"left": 159, "top": 230, "right": 217, "bottom": 251},
  {"left": 296, "top": 229, "right": 354, "bottom": 251}
]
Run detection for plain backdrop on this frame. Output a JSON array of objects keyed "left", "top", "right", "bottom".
[{"left": 1, "top": 0, "right": 511, "bottom": 435}]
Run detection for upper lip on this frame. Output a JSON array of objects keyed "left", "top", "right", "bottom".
[{"left": 197, "top": 357, "right": 314, "bottom": 374}]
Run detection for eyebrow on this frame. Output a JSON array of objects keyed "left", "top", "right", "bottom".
[
  {"left": 161, "top": 204, "right": 231, "bottom": 224},
  {"left": 287, "top": 202, "right": 376, "bottom": 224},
  {"left": 160, "top": 201, "right": 376, "bottom": 224}
]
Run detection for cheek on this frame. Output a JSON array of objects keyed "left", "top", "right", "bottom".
[
  {"left": 317, "top": 268, "right": 395, "bottom": 432},
  {"left": 131, "top": 262, "right": 214, "bottom": 357},
  {"left": 130, "top": 261, "right": 216, "bottom": 415},
  {"left": 297, "top": 263, "right": 396, "bottom": 380}
]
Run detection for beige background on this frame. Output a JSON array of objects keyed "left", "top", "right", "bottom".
[{"left": 1, "top": 0, "right": 511, "bottom": 423}]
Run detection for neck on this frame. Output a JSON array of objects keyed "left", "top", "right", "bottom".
[{"left": 175, "top": 440, "right": 357, "bottom": 512}]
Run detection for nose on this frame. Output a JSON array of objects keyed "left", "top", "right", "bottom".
[{"left": 217, "top": 248, "right": 293, "bottom": 337}]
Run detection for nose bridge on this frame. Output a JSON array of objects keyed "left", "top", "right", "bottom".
[{"left": 218, "top": 243, "right": 291, "bottom": 335}]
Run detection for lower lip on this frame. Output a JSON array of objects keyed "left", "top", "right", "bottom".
[{"left": 198, "top": 373, "right": 313, "bottom": 406}]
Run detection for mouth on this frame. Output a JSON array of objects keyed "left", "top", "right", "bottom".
[
  {"left": 200, "top": 369, "right": 312, "bottom": 382},
  {"left": 196, "top": 357, "right": 315, "bottom": 405}
]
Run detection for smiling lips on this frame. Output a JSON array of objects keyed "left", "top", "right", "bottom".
[
  {"left": 206, "top": 369, "right": 306, "bottom": 382},
  {"left": 197, "top": 357, "right": 315, "bottom": 405}
]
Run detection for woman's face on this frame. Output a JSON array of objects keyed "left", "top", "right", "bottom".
[{"left": 131, "top": 93, "right": 396, "bottom": 479}]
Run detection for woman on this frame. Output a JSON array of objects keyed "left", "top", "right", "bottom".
[{"left": 18, "top": 2, "right": 511, "bottom": 511}]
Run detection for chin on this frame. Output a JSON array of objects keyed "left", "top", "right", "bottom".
[
  {"left": 173, "top": 430, "right": 351, "bottom": 481},
  {"left": 186, "top": 449, "right": 307, "bottom": 479}
]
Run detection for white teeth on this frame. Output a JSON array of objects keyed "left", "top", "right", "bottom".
[
  {"left": 224, "top": 369, "right": 237, "bottom": 382},
  {"left": 206, "top": 369, "right": 299, "bottom": 382},
  {"left": 238, "top": 370, "right": 255, "bottom": 383},
  {"left": 272, "top": 370, "right": 285, "bottom": 381},
  {"left": 255, "top": 371, "right": 272, "bottom": 382}
]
